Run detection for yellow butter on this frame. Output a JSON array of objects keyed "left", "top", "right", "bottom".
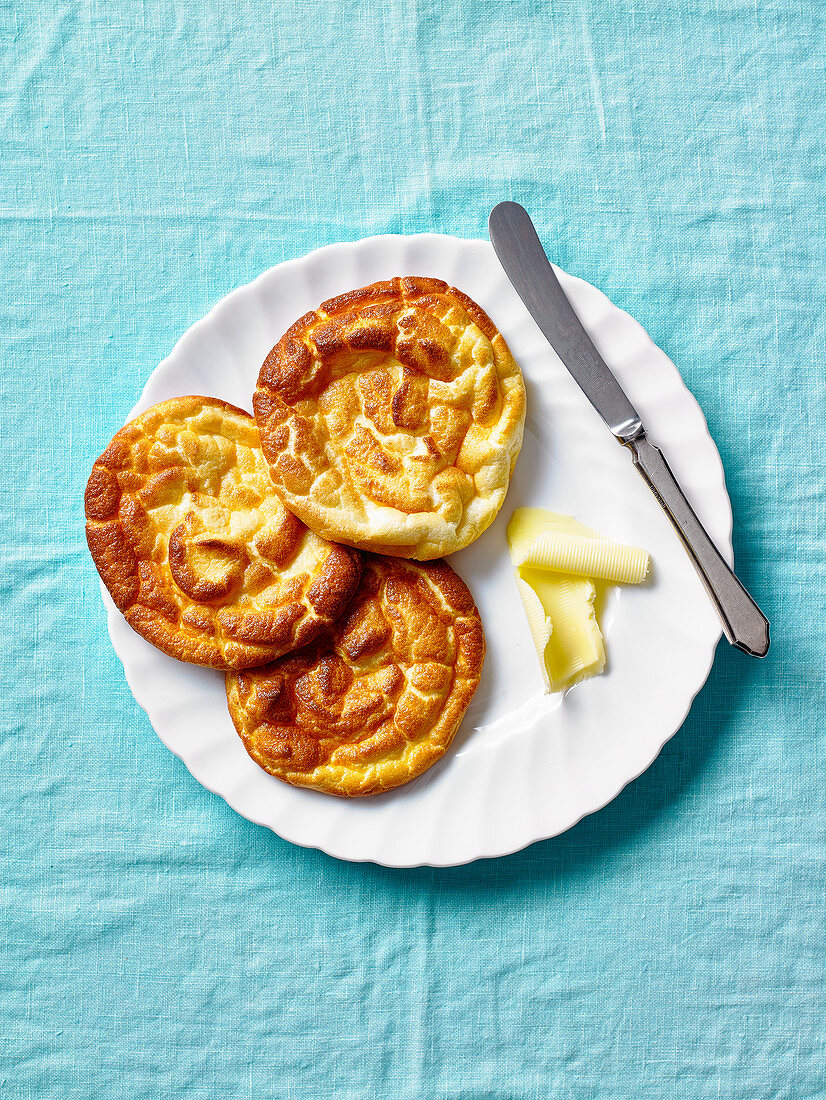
[
  {"left": 514, "top": 576, "right": 553, "bottom": 691},
  {"left": 519, "top": 566, "right": 605, "bottom": 692},
  {"left": 507, "top": 509, "right": 647, "bottom": 693},
  {"left": 513, "top": 528, "right": 649, "bottom": 583},
  {"left": 508, "top": 510, "right": 606, "bottom": 692}
]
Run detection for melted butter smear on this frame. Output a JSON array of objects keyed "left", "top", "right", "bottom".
[{"left": 507, "top": 508, "right": 649, "bottom": 693}]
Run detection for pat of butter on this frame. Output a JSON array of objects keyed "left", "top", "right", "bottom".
[
  {"left": 507, "top": 509, "right": 649, "bottom": 693},
  {"left": 511, "top": 526, "right": 650, "bottom": 583}
]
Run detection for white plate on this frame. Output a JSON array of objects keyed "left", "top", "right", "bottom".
[{"left": 102, "top": 234, "right": 732, "bottom": 867}]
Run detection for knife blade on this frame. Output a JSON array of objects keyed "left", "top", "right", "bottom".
[
  {"left": 489, "top": 201, "right": 644, "bottom": 443},
  {"left": 489, "top": 201, "right": 770, "bottom": 657}
]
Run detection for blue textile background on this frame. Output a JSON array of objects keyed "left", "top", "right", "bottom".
[{"left": 2, "top": 2, "right": 824, "bottom": 1097}]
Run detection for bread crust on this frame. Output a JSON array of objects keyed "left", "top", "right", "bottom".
[
  {"left": 253, "top": 277, "right": 526, "bottom": 559},
  {"left": 85, "top": 396, "right": 361, "bottom": 670},
  {"left": 225, "top": 554, "right": 485, "bottom": 796}
]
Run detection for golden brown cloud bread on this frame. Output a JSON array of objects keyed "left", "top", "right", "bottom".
[
  {"left": 225, "top": 555, "right": 485, "bottom": 797},
  {"left": 85, "top": 396, "right": 361, "bottom": 670},
  {"left": 253, "top": 276, "right": 526, "bottom": 559}
]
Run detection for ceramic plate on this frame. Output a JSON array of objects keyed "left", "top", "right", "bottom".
[{"left": 101, "top": 234, "right": 732, "bottom": 867}]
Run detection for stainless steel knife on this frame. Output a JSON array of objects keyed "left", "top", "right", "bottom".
[{"left": 489, "top": 200, "right": 769, "bottom": 657}]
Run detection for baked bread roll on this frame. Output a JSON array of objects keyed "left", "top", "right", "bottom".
[
  {"left": 225, "top": 554, "right": 485, "bottom": 796},
  {"left": 253, "top": 277, "right": 525, "bottom": 559},
  {"left": 85, "top": 396, "right": 361, "bottom": 670}
]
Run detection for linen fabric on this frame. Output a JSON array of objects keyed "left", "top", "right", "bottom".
[{"left": 2, "top": 2, "right": 823, "bottom": 1097}]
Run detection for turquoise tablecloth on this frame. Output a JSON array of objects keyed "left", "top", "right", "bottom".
[{"left": 3, "top": 2, "right": 824, "bottom": 1096}]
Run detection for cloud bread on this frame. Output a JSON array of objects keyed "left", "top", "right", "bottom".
[
  {"left": 85, "top": 396, "right": 361, "bottom": 670},
  {"left": 253, "top": 276, "right": 526, "bottom": 559},
  {"left": 225, "top": 554, "right": 485, "bottom": 797}
]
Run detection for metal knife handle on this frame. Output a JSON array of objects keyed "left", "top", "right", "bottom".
[{"left": 627, "top": 436, "right": 769, "bottom": 656}]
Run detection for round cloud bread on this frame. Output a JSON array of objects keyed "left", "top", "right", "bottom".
[
  {"left": 253, "top": 276, "right": 526, "bottom": 559},
  {"left": 85, "top": 397, "right": 361, "bottom": 670},
  {"left": 225, "top": 554, "right": 485, "bottom": 797}
]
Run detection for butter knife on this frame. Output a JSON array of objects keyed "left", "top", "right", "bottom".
[{"left": 489, "top": 201, "right": 769, "bottom": 657}]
